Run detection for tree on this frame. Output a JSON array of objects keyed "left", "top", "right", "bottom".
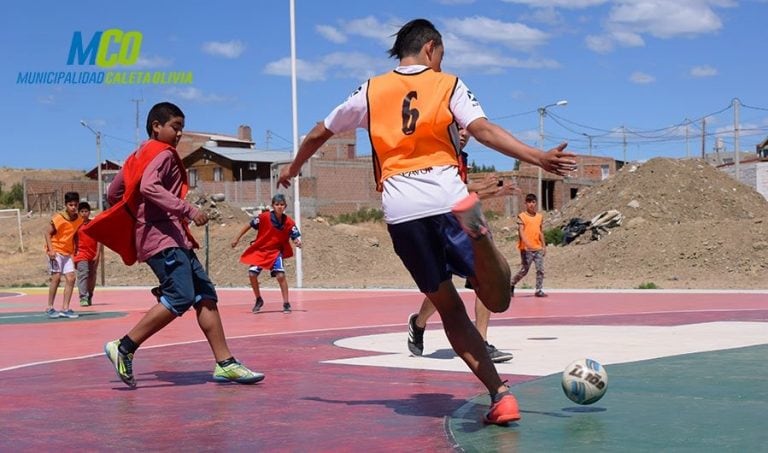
[{"left": 468, "top": 160, "right": 496, "bottom": 173}]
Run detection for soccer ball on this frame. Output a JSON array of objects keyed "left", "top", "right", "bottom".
[{"left": 561, "top": 358, "right": 608, "bottom": 405}]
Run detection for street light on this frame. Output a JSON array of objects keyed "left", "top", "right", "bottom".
[
  {"left": 537, "top": 100, "right": 568, "bottom": 209},
  {"left": 80, "top": 120, "right": 103, "bottom": 211}
]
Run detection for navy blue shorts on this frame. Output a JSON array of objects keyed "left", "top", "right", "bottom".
[
  {"left": 387, "top": 213, "right": 475, "bottom": 293},
  {"left": 146, "top": 247, "right": 218, "bottom": 316}
]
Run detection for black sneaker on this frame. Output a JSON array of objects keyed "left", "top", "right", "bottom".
[
  {"left": 252, "top": 297, "right": 264, "bottom": 313},
  {"left": 534, "top": 290, "right": 548, "bottom": 298},
  {"left": 282, "top": 302, "right": 292, "bottom": 313},
  {"left": 151, "top": 286, "right": 162, "bottom": 302},
  {"left": 486, "top": 342, "right": 514, "bottom": 363},
  {"left": 407, "top": 313, "right": 425, "bottom": 356}
]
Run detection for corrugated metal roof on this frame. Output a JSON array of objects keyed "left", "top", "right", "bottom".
[{"left": 202, "top": 145, "right": 292, "bottom": 163}]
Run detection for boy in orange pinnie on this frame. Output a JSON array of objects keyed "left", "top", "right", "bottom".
[
  {"left": 44, "top": 191, "right": 84, "bottom": 318},
  {"left": 231, "top": 193, "right": 302, "bottom": 314}
]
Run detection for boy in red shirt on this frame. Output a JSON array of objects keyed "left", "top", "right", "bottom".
[
  {"left": 85, "top": 101, "right": 262, "bottom": 388},
  {"left": 74, "top": 202, "right": 100, "bottom": 306},
  {"left": 231, "top": 193, "right": 302, "bottom": 314}
]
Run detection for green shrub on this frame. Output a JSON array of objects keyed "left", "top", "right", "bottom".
[
  {"left": 0, "top": 182, "right": 24, "bottom": 208},
  {"left": 637, "top": 282, "right": 659, "bottom": 289},
  {"left": 330, "top": 208, "right": 384, "bottom": 225},
  {"left": 544, "top": 227, "right": 563, "bottom": 246}
]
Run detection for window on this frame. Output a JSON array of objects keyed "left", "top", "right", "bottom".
[
  {"left": 188, "top": 169, "right": 198, "bottom": 187},
  {"left": 600, "top": 164, "right": 610, "bottom": 180},
  {"left": 214, "top": 167, "right": 223, "bottom": 182}
]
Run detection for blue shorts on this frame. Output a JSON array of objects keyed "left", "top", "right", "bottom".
[
  {"left": 248, "top": 254, "right": 285, "bottom": 277},
  {"left": 146, "top": 247, "right": 218, "bottom": 316},
  {"left": 387, "top": 213, "right": 475, "bottom": 293}
]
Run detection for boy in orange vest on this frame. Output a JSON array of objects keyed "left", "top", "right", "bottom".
[
  {"left": 44, "top": 191, "right": 84, "bottom": 318},
  {"left": 231, "top": 193, "right": 302, "bottom": 314},
  {"left": 277, "top": 19, "right": 576, "bottom": 425},
  {"left": 511, "top": 193, "right": 547, "bottom": 297},
  {"left": 84, "top": 101, "right": 262, "bottom": 388}
]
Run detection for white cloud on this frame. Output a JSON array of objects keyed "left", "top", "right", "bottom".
[
  {"left": 165, "top": 87, "right": 229, "bottom": 103},
  {"left": 502, "top": 0, "right": 608, "bottom": 8},
  {"left": 442, "top": 33, "right": 560, "bottom": 72},
  {"left": 316, "top": 25, "right": 347, "bottom": 44},
  {"left": 606, "top": 0, "right": 732, "bottom": 39},
  {"left": 342, "top": 16, "right": 401, "bottom": 46},
  {"left": 132, "top": 55, "right": 173, "bottom": 69},
  {"left": 690, "top": 65, "right": 718, "bottom": 77},
  {"left": 629, "top": 71, "right": 656, "bottom": 84},
  {"left": 263, "top": 52, "right": 385, "bottom": 82},
  {"left": 201, "top": 40, "right": 245, "bottom": 59},
  {"left": 585, "top": 34, "right": 614, "bottom": 53},
  {"left": 443, "top": 16, "right": 550, "bottom": 52}
]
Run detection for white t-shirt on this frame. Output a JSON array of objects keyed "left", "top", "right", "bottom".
[{"left": 324, "top": 65, "right": 487, "bottom": 224}]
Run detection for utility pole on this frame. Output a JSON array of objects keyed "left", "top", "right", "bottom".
[
  {"left": 621, "top": 125, "right": 627, "bottom": 164},
  {"left": 701, "top": 118, "right": 706, "bottom": 160},
  {"left": 131, "top": 98, "right": 143, "bottom": 148},
  {"left": 265, "top": 130, "right": 272, "bottom": 150},
  {"left": 684, "top": 119, "right": 690, "bottom": 159},
  {"left": 733, "top": 98, "right": 741, "bottom": 181}
]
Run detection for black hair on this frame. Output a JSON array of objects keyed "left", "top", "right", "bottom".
[
  {"left": 145, "top": 102, "right": 184, "bottom": 138},
  {"left": 64, "top": 192, "right": 80, "bottom": 204},
  {"left": 387, "top": 18, "right": 442, "bottom": 60},
  {"left": 78, "top": 201, "right": 91, "bottom": 211},
  {"left": 525, "top": 193, "right": 537, "bottom": 202}
]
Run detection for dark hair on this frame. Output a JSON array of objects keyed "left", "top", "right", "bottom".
[
  {"left": 525, "top": 193, "right": 537, "bottom": 202},
  {"left": 145, "top": 102, "right": 184, "bottom": 138},
  {"left": 272, "top": 193, "right": 287, "bottom": 204},
  {"left": 388, "top": 19, "right": 442, "bottom": 60},
  {"left": 64, "top": 192, "right": 80, "bottom": 204},
  {"left": 78, "top": 201, "right": 91, "bottom": 211}
]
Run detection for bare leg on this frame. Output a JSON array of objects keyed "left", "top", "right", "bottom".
[
  {"left": 427, "top": 279, "right": 507, "bottom": 396},
  {"left": 248, "top": 273, "right": 261, "bottom": 299},
  {"left": 47, "top": 273, "right": 61, "bottom": 309},
  {"left": 275, "top": 272, "right": 289, "bottom": 302},
  {"left": 126, "top": 304, "right": 176, "bottom": 345},
  {"left": 474, "top": 296, "right": 491, "bottom": 341},
  {"left": 469, "top": 236, "right": 511, "bottom": 313},
  {"left": 195, "top": 300, "right": 233, "bottom": 362},
  {"left": 415, "top": 296, "right": 438, "bottom": 329},
  {"left": 62, "top": 272, "right": 76, "bottom": 311}
]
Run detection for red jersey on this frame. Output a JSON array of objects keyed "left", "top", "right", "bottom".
[
  {"left": 74, "top": 224, "right": 98, "bottom": 262},
  {"left": 239, "top": 211, "right": 297, "bottom": 268}
]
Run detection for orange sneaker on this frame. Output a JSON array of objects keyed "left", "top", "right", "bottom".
[{"left": 484, "top": 393, "right": 521, "bottom": 425}]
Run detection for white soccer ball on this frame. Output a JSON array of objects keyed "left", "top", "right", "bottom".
[{"left": 561, "top": 358, "right": 608, "bottom": 405}]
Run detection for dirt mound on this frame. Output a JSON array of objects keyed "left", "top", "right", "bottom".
[{"left": 551, "top": 158, "right": 768, "bottom": 226}]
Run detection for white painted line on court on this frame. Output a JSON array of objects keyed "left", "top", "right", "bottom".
[{"left": 325, "top": 322, "right": 768, "bottom": 376}]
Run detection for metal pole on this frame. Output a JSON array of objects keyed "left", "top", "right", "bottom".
[
  {"left": 537, "top": 108, "right": 544, "bottom": 206},
  {"left": 734, "top": 98, "right": 740, "bottom": 182},
  {"left": 289, "top": 0, "right": 303, "bottom": 288}
]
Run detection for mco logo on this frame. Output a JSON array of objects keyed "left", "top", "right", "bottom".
[{"left": 67, "top": 29, "right": 143, "bottom": 68}]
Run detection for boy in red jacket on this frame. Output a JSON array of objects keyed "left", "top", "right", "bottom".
[
  {"left": 74, "top": 202, "right": 99, "bottom": 306},
  {"left": 85, "top": 101, "right": 262, "bottom": 388},
  {"left": 231, "top": 193, "right": 302, "bottom": 314}
]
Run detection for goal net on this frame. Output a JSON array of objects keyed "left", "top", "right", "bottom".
[{"left": 0, "top": 209, "right": 24, "bottom": 252}]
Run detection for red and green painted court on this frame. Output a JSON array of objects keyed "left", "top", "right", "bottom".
[{"left": 1, "top": 287, "right": 766, "bottom": 451}]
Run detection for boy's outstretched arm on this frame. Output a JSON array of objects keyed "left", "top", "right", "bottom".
[
  {"left": 231, "top": 223, "right": 252, "bottom": 248},
  {"left": 466, "top": 118, "right": 576, "bottom": 176},
  {"left": 277, "top": 122, "right": 335, "bottom": 188}
]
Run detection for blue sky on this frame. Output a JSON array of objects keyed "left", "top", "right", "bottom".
[{"left": 3, "top": 0, "right": 768, "bottom": 171}]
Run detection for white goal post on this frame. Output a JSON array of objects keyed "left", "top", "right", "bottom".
[{"left": 0, "top": 209, "right": 24, "bottom": 252}]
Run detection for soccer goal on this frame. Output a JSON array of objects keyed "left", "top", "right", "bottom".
[{"left": 0, "top": 209, "right": 24, "bottom": 252}]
